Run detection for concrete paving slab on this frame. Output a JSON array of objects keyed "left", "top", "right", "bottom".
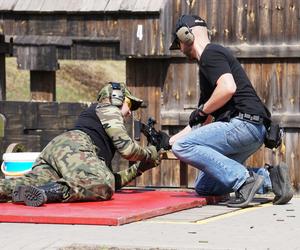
[{"left": 0, "top": 198, "right": 299, "bottom": 250}]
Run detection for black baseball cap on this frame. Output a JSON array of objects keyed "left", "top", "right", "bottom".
[{"left": 169, "top": 15, "right": 207, "bottom": 50}]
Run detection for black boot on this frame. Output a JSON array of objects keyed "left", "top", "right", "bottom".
[
  {"left": 227, "top": 172, "right": 264, "bottom": 208},
  {"left": 267, "top": 162, "right": 294, "bottom": 205},
  {"left": 12, "top": 182, "right": 68, "bottom": 207}
]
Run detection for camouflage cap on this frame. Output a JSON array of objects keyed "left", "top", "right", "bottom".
[
  {"left": 122, "top": 84, "right": 143, "bottom": 111},
  {"left": 97, "top": 82, "right": 143, "bottom": 111}
]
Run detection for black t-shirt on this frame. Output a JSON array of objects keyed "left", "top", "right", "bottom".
[
  {"left": 73, "top": 103, "right": 115, "bottom": 169},
  {"left": 199, "top": 43, "right": 270, "bottom": 121}
]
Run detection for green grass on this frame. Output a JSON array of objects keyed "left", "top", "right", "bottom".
[{"left": 5, "top": 58, "right": 126, "bottom": 102}]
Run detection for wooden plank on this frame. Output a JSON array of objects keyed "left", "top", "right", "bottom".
[
  {"left": 286, "top": 61, "right": 300, "bottom": 113},
  {"left": 188, "top": 165, "right": 198, "bottom": 188},
  {"left": 66, "top": 0, "right": 84, "bottom": 12},
  {"left": 227, "top": 44, "right": 300, "bottom": 58},
  {"left": 17, "top": 46, "right": 58, "bottom": 71},
  {"left": 285, "top": 131, "right": 300, "bottom": 192},
  {"left": 1, "top": 134, "right": 41, "bottom": 153},
  {"left": 0, "top": 0, "right": 18, "bottom": 10},
  {"left": 134, "top": 0, "right": 164, "bottom": 12},
  {"left": 207, "top": 0, "right": 220, "bottom": 41},
  {"left": 160, "top": 159, "right": 180, "bottom": 187},
  {"left": 127, "top": 59, "right": 170, "bottom": 186},
  {"left": 242, "top": 60, "right": 263, "bottom": 98},
  {"left": 271, "top": 0, "right": 285, "bottom": 44},
  {"left": 30, "top": 71, "right": 56, "bottom": 101},
  {"left": 40, "top": 0, "right": 69, "bottom": 12},
  {"left": 146, "top": 0, "right": 166, "bottom": 12},
  {"left": 272, "top": 114, "right": 300, "bottom": 128},
  {"left": 285, "top": 0, "right": 298, "bottom": 43},
  {"left": 80, "top": 0, "right": 109, "bottom": 12},
  {"left": 13, "top": 35, "right": 72, "bottom": 46},
  {"left": 0, "top": 113, "right": 5, "bottom": 138},
  {"left": 259, "top": 0, "right": 272, "bottom": 44},
  {"left": 0, "top": 50, "right": 5, "bottom": 100},
  {"left": 120, "top": 0, "right": 137, "bottom": 11},
  {"left": 161, "top": 59, "right": 198, "bottom": 121},
  {"left": 233, "top": 0, "right": 247, "bottom": 43},
  {"left": 133, "top": 0, "right": 150, "bottom": 12},
  {"left": 221, "top": 0, "right": 234, "bottom": 44},
  {"left": 14, "top": 0, "right": 45, "bottom": 11},
  {"left": 246, "top": 0, "right": 259, "bottom": 43},
  {"left": 84, "top": 16, "right": 119, "bottom": 39},
  {"left": 105, "top": 0, "right": 123, "bottom": 12}
]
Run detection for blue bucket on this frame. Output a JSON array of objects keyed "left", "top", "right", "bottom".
[
  {"left": 5, "top": 161, "right": 35, "bottom": 172},
  {"left": 1, "top": 152, "right": 40, "bottom": 178}
]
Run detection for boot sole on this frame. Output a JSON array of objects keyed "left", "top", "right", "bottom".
[
  {"left": 272, "top": 163, "right": 294, "bottom": 205},
  {"left": 12, "top": 185, "right": 47, "bottom": 207},
  {"left": 227, "top": 175, "right": 264, "bottom": 208}
]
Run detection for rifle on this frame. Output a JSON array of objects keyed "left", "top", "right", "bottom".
[{"left": 134, "top": 117, "right": 170, "bottom": 151}]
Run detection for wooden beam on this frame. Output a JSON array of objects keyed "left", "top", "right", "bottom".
[
  {"left": 17, "top": 46, "right": 58, "bottom": 71},
  {"left": 0, "top": 34, "right": 6, "bottom": 100},
  {"left": 0, "top": 113, "right": 5, "bottom": 138},
  {"left": 30, "top": 71, "right": 56, "bottom": 101},
  {"left": 227, "top": 44, "right": 300, "bottom": 58},
  {"left": 170, "top": 44, "right": 300, "bottom": 59},
  {"left": 0, "top": 53, "right": 5, "bottom": 101},
  {"left": 272, "top": 114, "right": 300, "bottom": 129}
]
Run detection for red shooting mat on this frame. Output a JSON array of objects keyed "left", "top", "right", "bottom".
[{"left": 0, "top": 189, "right": 219, "bottom": 226}]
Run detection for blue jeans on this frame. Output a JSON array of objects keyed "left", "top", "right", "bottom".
[{"left": 172, "top": 117, "right": 269, "bottom": 196}]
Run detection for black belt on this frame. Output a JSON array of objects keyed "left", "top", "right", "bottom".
[{"left": 237, "top": 112, "right": 264, "bottom": 124}]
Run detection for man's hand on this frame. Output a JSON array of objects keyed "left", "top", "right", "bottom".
[
  {"left": 137, "top": 147, "right": 163, "bottom": 175},
  {"left": 189, "top": 109, "right": 207, "bottom": 127},
  {"left": 146, "top": 145, "right": 159, "bottom": 162},
  {"left": 136, "top": 159, "right": 160, "bottom": 175}
]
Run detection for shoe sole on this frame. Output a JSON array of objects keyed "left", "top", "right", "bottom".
[
  {"left": 273, "top": 191, "right": 293, "bottom": 205},
  {"left": 227, "top": 175, "right": 264, "bottom": 208},
  {"left": 12, "top": 185, "right": 47, "bottom": 207}
]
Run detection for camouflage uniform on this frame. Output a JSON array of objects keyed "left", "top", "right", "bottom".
[{"left": 0, "top": 104, "right": 157, "bottom": 202}]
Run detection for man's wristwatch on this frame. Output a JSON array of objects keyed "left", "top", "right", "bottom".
[{"left": 198, "top": 104, "right": 209, "bottom": 116}]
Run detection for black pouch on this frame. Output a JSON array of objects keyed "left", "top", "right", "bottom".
[{"left": 264, "top": 122, "right": 283, "bottom": 149}]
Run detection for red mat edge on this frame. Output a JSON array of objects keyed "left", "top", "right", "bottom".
[{"left": 0, "top": 199, "right": 208, "bottom": 226}]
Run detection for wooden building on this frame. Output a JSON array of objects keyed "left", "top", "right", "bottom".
[{"left": 0, "top": 0, "right": 299, "bottom": 191}]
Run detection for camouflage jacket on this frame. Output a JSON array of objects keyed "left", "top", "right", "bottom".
[{"left": 96, "top": 104, "right": 155, "bottom": 163}]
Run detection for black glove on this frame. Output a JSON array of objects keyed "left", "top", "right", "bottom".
[
  {"left": 189, "top": 109, "right": 207, "bottom": 127},
  {"left": 136, "top": 161, "right": 158, "bottom": 175},
  {"left": 158, "top": 131, "right": 171, "bottom": 150}
]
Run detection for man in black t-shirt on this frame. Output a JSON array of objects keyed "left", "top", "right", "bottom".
[{"left": 169, "top": 15, "right": 293, "bottom": 207}]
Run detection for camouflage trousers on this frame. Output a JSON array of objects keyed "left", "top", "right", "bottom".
[{"left": 0, "top": 130, "right": 116, "bottom": 202}]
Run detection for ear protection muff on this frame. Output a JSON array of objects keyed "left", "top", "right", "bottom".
[
  {"left": 176, "top": 25, "right": 194, "bottom": 46},
  {"left": 175, "top": 15, "right": 195, "bottom": 46},
  {"left": 109, "top": 82, "right": 125, "bottom": 107}
]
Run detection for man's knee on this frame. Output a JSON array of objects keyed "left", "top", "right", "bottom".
[
  {"left": 86, "top": 173, "right": 115, "bottom": 200},
  {"left": 96, "top": 184, "right": 114, "bottom": 200}
]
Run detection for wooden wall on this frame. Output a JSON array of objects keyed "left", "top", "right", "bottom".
[
  {"left": 172, "top": 0, "right": 299, "bottom": 47},
  {"left": 1, "top": 13, "right": 166, "bottom": 59},
  {"left": 0, "top": 101, "right": 88, "bottom": 155}
]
